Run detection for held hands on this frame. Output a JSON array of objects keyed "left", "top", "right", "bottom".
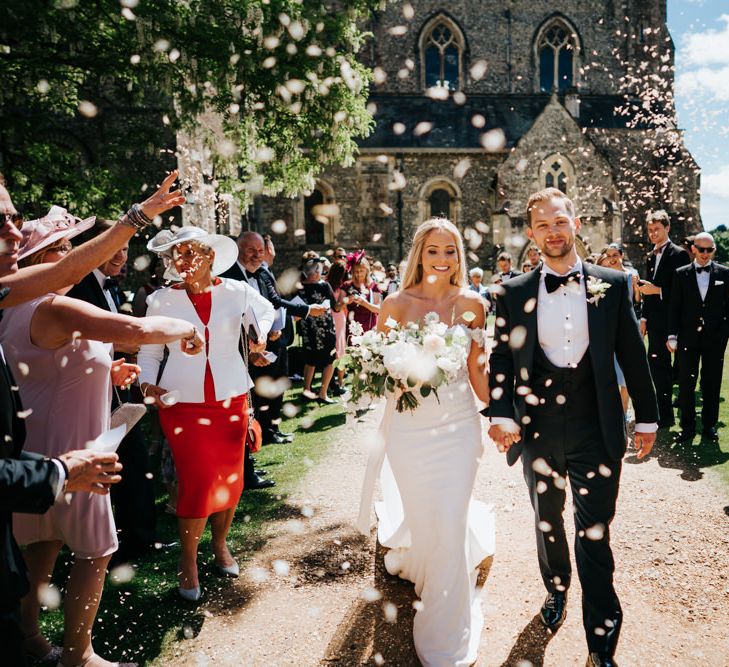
[
  {"left": 59, "top": 450, "right": 122, "bottom": 494},
  {"left": 110, "top": 358, "right": 140, "bottom": 387},
  {"left": 640, "top": 320, "right": 647, "bottom": 337},
  {"left": 139, "top": 170, "right": 186, "bottom": 220},
  {"left": 487, "top": 423, "right": 522, "bottom": 454},
  {"left": 249, "top": 337, "right": 267, "bottom": 354},
  {"left": 634, "top": 430, "right": 656, "bottom": 459}
]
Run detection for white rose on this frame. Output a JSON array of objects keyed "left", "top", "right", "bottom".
[
  {"left": 382, "top": 341, "right": 420, "bottom": 381},
  {"left": 423, "top": 333, "right": 446, "bottom": 354}
]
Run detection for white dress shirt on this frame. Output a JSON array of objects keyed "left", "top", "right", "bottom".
[
  {"left": 694, "top": 261, "right": 711, "bottom": 301},
  {"left": 538, "top": 260, "right": 589, "bottom": 368},
  {"left": 94, "top": 268, "right": 118, "bottom": 313},
  {"left": 651, "top": 240, "right": 670, "bottom": 278}
]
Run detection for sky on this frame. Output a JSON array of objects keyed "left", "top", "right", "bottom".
[{"left": 668, "top": 0, "right": 729, "bottom": 230}]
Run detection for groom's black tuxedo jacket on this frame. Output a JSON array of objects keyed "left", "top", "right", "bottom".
[{"left": 489, "top": 263, "right": 659, "bottom": 466}]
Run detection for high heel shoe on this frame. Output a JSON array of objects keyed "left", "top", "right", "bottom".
[
  {"left": 213, "top": 560, "right": 240, "bottom": 578},
  {"left": 24, "top": 632, "right": 62, "bottom": 666},
  {"left": 476, "top": 554, "right": 494, "bottom": 588},
  {"left": 178, "top": 586, "right": 202, "bottom": 601}
]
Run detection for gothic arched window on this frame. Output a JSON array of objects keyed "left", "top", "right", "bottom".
[
  {"left": 421, "top": 18, "right": 464, "bottom": 91},
  {"left": 419, "top": 178, "right": 461, "bottom": 223},
  {"left": 429, "top": 188, "right": 452, "bottom": 219},
  {"left": 537, "top": 21, "right": 578, "bottom": 93},
  {"left": 540, "top": 154, "right": 575, "bottom": 196}
]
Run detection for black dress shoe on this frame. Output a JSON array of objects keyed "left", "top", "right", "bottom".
[
  {"left": 263, "top": 431, "right": 290, "bottom": 445},
  {"left": 586, "top": 652, "right": 618, "bottom": 667},
  {"left": 273, "top": 429, "right": 294, "bottom": 442},
  {"left": 676, "top": 429, "right": 695, "bottom": 443},
  {"left": 539, "top": 591, "right": 567, "bottom": 631},
  {"left": 702, "top": 426, "right": 719, "bottom": 440},
  {"left": 245, "top": 474, "right": 275, "bottom": 490},
  {"left": 254, "top": 469, "right": 268, "bottom": 476},
  {"left": 317, "top": 396, "right": 337, "bottom": 405}
]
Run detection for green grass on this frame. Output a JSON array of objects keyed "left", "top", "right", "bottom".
[{"left": 38, "top": 385, "right": 345, "bottom": 665}]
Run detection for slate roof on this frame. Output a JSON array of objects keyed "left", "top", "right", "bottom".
[{"left": 358, "top": 93, "right": 665, "bottom": 150}]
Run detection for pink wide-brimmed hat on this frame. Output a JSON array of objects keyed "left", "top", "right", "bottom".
[{"left": 18, "top": 206, "right": 96, "bottom": 261}]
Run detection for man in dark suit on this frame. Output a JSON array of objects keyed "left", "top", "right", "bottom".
[
  {"left": 0, "top": 194, "right": 122, "bottom": 663},
  {"left": 637, "top": 209, "right": 691, "bottom": 427},
  {"left": 494, "top": 251, "right": 522, "bottom": 282},
  {"left": 668, "top": 232, "right": 729, "bottom": 442},
  {"left": 222, "top": 232, "right": 327, "bottom": 442},
  {"left": 68, "top": 237, "right": 159, "bottom": 564},
  {"left": 488, "top": 188, "right": 658, "bottom": 667}
]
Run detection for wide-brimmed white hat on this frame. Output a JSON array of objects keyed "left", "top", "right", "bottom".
[
  {"left": 18, "top": 206, "right": 96, "bottom": 261},
  {"left": 146, "top": 226, "right": 238, "bottom": 280}
]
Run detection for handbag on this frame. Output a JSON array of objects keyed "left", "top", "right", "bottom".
[
  {"left": 241, "top": 324, "right": 263, "bottom": 454},
  {"left": 110, "top": 385, "right": 147, "bottom": 432}
]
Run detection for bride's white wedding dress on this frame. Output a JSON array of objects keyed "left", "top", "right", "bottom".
[{"left": 357, "top": 326, "right": 495, "bottom": 667}]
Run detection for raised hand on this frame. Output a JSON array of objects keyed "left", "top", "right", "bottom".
[
  {"left": 180, "top": 327, "right": 204, "bottom": 355},
  {"left": 139, "top": 170, "right": 186, "bottom": 220},
  {"left": 59, "top": 450, "right": 123, "bottom": 494}
]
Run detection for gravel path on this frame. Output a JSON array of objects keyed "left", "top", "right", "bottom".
[{"left": 162, "top": 404, "right": 729, "bottom": 666}]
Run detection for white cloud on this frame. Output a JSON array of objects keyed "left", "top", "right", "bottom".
[
  {"left": 682, "top": 14, "right": 729, "bottom": 67},
  {"left": 676, "top": 65, "right": 729, "bottom": 101},
  {"left": 701, "top": 164, "right": 729, "bottom": 199}
]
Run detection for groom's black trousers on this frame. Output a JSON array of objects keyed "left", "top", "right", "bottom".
[{"left": 522, "top": 414, "right": 622, "bottom": 653}]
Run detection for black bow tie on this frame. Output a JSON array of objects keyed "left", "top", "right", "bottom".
[
  {"left": 696, "top": 265, "right": 710, "bottom": 274},
  {"left": 544, "top": 271, "right": 581, "bottom": 293},
  {"left": 244, "top": 268, "right": 261, "bottom": 280},
  {"left": 103, "top": 278, "right": 117, "bottom": 291}
]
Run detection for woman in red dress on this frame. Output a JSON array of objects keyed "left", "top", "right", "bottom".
[
  {"left": 138, "top": 227, "right": 274, "bottom": 601},
  {"left": 341, "top": 251, "right": 381, "bottom": 340}
]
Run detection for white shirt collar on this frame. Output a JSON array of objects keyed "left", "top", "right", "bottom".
[
  {"left": 540, "top": 258, "right": 584, "bottom": 278},
  {"left": 93, "top": 268, "right": 108, "bottom": 288},
  {"left": 653, "top": 240, "right": 670, "bottom": 254}
]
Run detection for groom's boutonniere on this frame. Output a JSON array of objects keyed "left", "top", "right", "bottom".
[{"left": 586, "top": 276, "right": 610, "bottom": 305}]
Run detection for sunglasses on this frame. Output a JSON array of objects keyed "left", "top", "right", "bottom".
[
  {"left": 695, "top": 246, "right": 715, "bottom": 253},
  {"left": 1, "top": 212, "right": 23, "bottom": 229}
]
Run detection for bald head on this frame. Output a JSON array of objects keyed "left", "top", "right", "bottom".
[
  {"left": 237, "top": 231, "right": 265, "bottom": 272},
  {"left": 692, "top": 231, "right": 716, "bottom": 266}
]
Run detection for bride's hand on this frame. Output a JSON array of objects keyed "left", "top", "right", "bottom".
[{"left": 488, "top": 423, "right": 521, "bottom": 453}]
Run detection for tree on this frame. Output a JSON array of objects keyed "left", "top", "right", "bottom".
[
  {"left": 713, "top": 229, "right": 729, "bottom": 266},
  {"left": 0, "top": 0, "right": 379, "bottom": 219}
]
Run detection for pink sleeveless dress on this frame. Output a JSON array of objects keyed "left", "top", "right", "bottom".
[{"left": 0, "top": 295, "right": 118, "bottom": 558}]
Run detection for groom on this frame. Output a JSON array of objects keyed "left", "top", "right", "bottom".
[{"left": 488, "top": 188, "right": 658, "bottom": 667}]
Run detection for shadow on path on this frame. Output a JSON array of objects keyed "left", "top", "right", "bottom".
[
  {"left": 499, "top": 614, "right": 555, "bottom": 667},
  {"left": 625, "top": 428, "right": 729, "bottom": 481},
  {"left": 322, "top": 540, "right": 419, "bottom": 666}
]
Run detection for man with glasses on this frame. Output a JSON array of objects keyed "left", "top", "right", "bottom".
[
  {"left": 667, "top": 232, "right": 729, "bottom": 442},
  {"left": 637, "top": 210, "right": 691, "bottom": 427}
]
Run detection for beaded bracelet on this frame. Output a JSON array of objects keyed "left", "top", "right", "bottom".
[{"left": 121, "top": 203, "right": 153, "bottom": 230}]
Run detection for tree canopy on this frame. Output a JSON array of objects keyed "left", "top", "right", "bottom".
[{"left": 0, "top": 0, "right": 380, "bottom": 218}]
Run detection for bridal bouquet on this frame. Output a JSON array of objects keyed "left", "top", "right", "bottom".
[{"left": 338, "top": 312, "right": 471, "bottom": 413}]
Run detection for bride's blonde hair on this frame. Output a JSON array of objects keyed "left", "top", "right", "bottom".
[{"left": 400, "top": 217, "right": 468, "bottom": 290}]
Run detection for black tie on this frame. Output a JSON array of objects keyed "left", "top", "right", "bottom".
[
  {"left": 696, "top": 266, "right": 709, "bottom": 274},
  {"left": 103, "top": 278, "right": 117, "bottom": 290},
  {"left": 545, "top": 271, "right": 581, "bottom": 293}
]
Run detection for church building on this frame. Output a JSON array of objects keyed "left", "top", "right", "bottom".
[{"left": 201, "top": 1, "right": 703, "bottom": 272}]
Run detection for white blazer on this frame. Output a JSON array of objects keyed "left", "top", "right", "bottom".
[{"left": 138, "top": 278, "right": 275, "bottom": 403}]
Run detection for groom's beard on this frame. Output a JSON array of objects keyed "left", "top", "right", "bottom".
[{"left": 541, "top": 236, "right": 575, "bottom": 258}]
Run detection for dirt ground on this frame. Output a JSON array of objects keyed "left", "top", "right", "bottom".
[{"left": 161, "top": 404, "right": 729, "bottom": 667}]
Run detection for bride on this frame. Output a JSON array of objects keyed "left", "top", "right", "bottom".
[{"left": 357, "top": 218, "right": 495, "bottom": 666}]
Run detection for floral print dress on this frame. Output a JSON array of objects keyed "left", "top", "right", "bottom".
[{"left": 298, "top": 280, "right": 337, "bottom": 368}]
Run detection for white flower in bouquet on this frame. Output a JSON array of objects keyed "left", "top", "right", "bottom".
[
  {"left": 423, "top": 333, "right": 446, "bottom": 355},
  {"left": 382, "top": 340, "right": 420, "bottom": 381}
]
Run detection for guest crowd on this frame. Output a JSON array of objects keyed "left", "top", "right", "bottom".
[{"left": 1, "top": 166, "right": 726, "bottom": 667}]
